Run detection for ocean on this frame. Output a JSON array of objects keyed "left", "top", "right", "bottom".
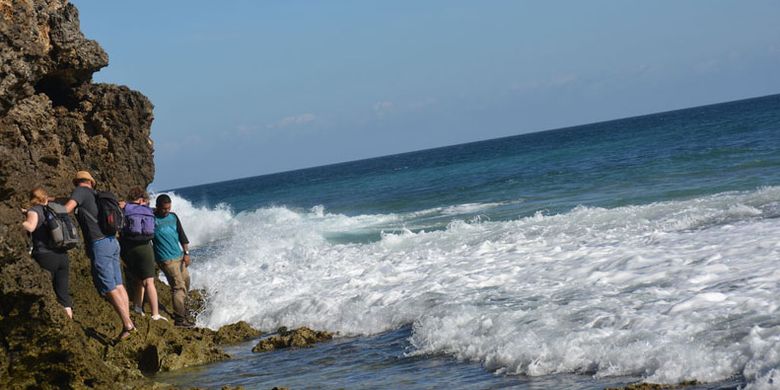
[{"left": 153, "top": 94, "right": 780, "bottom": 389}]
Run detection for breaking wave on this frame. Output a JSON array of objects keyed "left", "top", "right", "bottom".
[{"left": 165, "top": 187, "right": 780, "bottom": 387}]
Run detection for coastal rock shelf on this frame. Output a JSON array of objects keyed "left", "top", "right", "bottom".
[{"left": 252, "top": 327, "right": 334, "bottom": 353}]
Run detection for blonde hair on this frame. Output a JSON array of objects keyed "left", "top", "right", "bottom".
[{"left": 29, "top": 187, "right": 48, "bottom": 207}]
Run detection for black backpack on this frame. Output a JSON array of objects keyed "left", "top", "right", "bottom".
[
  {"left": 95, "top": 191, "right": 124, "bottom": 235},
  {"left": 81, "top": 191, "right": 125, "bottom": 236},
  {"left": 43, "top": 203, "right": 80, "bottom": 250}
]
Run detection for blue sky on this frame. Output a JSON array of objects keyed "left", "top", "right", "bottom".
[{"left": 72, "top": 1, "right": 780, "bottom": 189}]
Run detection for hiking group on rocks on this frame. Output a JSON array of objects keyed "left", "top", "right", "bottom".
[{"left": 21, "top": 170, "right": 195, "bottom": 340}]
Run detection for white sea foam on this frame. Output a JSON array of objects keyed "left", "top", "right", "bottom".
[
  {"left": 150, "top": 192, "right": 236, "bottom": 247},
  {"left": 186, "top": 186, "right": 780, "bottom": 386}
]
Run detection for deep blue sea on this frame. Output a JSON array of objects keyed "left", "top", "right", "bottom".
[{"left": 154, "top": 94, "right": 780, "bottom": 389}]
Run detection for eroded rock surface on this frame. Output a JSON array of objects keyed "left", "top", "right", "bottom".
[
  {"left": 252, "top": 327, "right": 333, "bottom": 353},
  {"left": 214, "top": 321, "right": 262, "bottom": 345}
]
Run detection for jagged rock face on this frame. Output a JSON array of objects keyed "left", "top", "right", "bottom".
[
  {"left": 1, "top": 0, "right": 154, "bottom": 262},
  {"left": 0, "top": 1, "right": 225, "bottom": 388},
  {"left": 0, "top": 0, "right": 107, "bottom": 116}
]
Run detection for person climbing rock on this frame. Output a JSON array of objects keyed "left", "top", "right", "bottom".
[
  {"left": 120, "top": 186, "right": 167, "bottom": 322},
  {"left": 21, "top": 187, "right": 75, "bottom": 319},
  {"left": 64, "top": 171, "right": 136, "bottom": 340}
]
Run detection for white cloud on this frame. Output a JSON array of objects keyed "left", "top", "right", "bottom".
[
  {"left": 373, "top": 101, "right": 395, "bottom": 116},
  {"left": 235, "top": 124, "right": 257, "bottom": 135},
  {"left": 695, "top": 58, "right": 720, "bottom": 73},
  {"left": 549, "top": 73, "right": 579, "bottom": 87},
  {"left": 267, "top": 113, "right": 317, "bottom": 129},
  {"left": 409, "top": 97, "right": 438, "bottom": 111},
  {"left": 510, "top": 73, "right": 579, "bottom": 93}
]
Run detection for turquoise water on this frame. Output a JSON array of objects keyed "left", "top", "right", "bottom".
[{"left": 155, "top": 94, "right": 780, "bottom": 389}]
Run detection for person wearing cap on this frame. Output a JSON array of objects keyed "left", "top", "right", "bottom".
[{"left": 64, "top": 171, "right": 135, "bottom": 339}]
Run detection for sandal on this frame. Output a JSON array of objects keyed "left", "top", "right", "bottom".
[{"left": 117, "top": 326, "right": 136, "bottom": 341}]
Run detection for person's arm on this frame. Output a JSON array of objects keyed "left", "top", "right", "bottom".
[
  {"left": 64, "top": 199, "right": 78, "bottom": 214},
  {"left": 21, "top": 210, "right": 38, "bottom": 233},
  {"left": 182, "top": 243, "right": 191, "bottom": 266},
  {"left": 174, "top": 213, "right": 191, "bottom": 266}
]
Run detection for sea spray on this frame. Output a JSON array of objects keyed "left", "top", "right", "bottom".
[
  {"left": 176, "top": 186, "right": 780, "bottom": 385},
  {"left": 150, "top": 192, "right": 236, "bottom": 247}
]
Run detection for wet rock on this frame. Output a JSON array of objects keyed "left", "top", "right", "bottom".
[
  {"left": 108, "top": 318, "right": 229, "bottom": 373},
  {"left": 187, "top": 288, "right": 208, "bottom": 320},
  {"left": 605, "top": 380, "right": 700, "bottom": 390},
  {"left": 252, "top": 327, "right": 333, "bottom": 353},
  {"left": 215, "top": 321, "right": 262, "bottom": 345}
]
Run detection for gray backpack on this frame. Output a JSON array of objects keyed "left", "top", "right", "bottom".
[{"left": 44, "top": 203, "right": 80, "bottom": 250}]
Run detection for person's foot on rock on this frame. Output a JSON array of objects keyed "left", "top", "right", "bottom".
[
  {"left": 174, "top": 319, "right": 195, "bottom": 328},
  {"left": 117, "top": 326, "right": 136, "bottom": 341}
]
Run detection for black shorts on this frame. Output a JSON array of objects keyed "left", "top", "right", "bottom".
[{"left": 120, "top": 240, "right": 156, "bottom": 280}]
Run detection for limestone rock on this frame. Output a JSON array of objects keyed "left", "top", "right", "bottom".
[
  {"left": 252, "top": 327, "right": 333, "bottom": 353},
  {"left": 0, "top": 1, "right": 230, "bottom": 388},
  {"left": 605, "top": 380, "right": 700, "bottom": 390},
  {"left": 108, "top": 318, "right": 229, "bottom": 374},
  {"left": 214, "top": 321, "right": 262, "bottom": 345}
]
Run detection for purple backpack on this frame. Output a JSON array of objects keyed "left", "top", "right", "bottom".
[{"left": 122, "top": 203, "right": 155, "bottom": 241}]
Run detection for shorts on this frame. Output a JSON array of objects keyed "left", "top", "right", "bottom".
[
  {"left": 120, "top": 239, "right": 156, "bottom": 280},
  {"left": 89, "top": 236, "right": 123, "bottom": 295}
]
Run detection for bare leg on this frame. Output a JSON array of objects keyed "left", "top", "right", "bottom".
[
  {"left": 106, "top": 287, "right": 134, "bottom": 331},
  {"left": 133, "top": 279, "right": 145, "bottom": 313},
  {"left": 117, "top": 284, "right": 131, "bottom": 311},
  {"left": 143, "top": 277, "right": 161, "bottom": 317}
]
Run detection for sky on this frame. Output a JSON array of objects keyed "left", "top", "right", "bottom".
[{"left": 71, "top": 1, "right": 780, "bottom": 190}]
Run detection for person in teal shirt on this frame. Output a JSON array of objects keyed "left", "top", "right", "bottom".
[{"left": 152, "top": 194, "right": 193, "bottom": 327}]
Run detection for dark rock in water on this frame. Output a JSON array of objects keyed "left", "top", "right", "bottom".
[
  {"left": 0, "top": 1, "right": 232, "bottom": 387},
  {"left": 214, "top": 321, "right": 262, "bottom": 345},
  {"left": 605, "top": 380, "right": 701, "bottom": 390},
  {"left": 252, "top": 327, "right": 333, "bottom": 353}
]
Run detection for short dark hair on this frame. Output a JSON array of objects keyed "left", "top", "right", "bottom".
[{"left": 155, "top": 194, "right": 172, "bottom": 208}]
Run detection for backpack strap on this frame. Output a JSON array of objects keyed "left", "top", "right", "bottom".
[
  {"left": 77, "top": 206, "right": 99, "bottom": 224},
  {"left": 74, "top": 189, "right": 100, "bottom": 223}
]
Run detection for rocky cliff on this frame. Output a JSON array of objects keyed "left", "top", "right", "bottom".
[{"left": 0, "top": 1, "right": 234, "bottom": 388}]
